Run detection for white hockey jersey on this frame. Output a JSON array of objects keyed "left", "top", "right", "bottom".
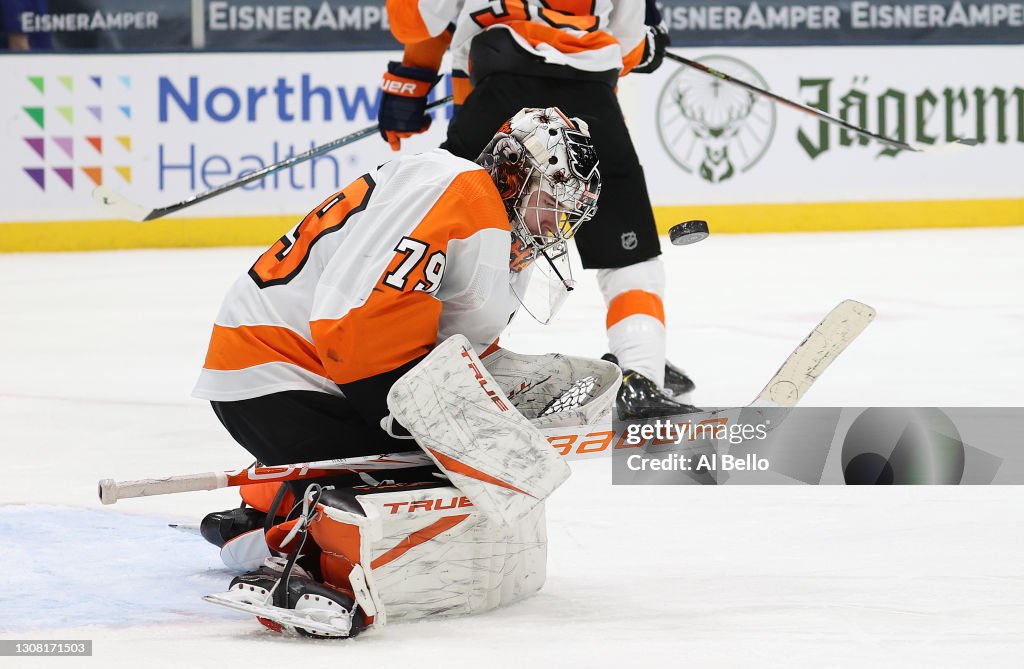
[
  {"left": 387, "top": 0, "right": 646, "bottom": 76},
  {"left": 193, "top": 149, "right": 518, "bottom": 402}
]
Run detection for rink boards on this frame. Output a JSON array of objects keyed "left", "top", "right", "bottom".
[{"left": 1, "top": 45, "right": 1021, "bottom": 251}]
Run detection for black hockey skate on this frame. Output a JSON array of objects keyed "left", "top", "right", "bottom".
[
  {"left": 602, "top": 354, "right": 697, "bottom": 400},
  {"left": 205, "top": 560, "right": 368, "bottom": 638},
  {"left": 664, "top": 360, "right": 696, "bottom": 400},
  {"left": 602, "top": 354, "right": 701, "bottom": 419}
]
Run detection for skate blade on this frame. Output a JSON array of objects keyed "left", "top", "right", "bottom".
[{"left": 203, "top": 592, "right": 353, "bottom": 637}]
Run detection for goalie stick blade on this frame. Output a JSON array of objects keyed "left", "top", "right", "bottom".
[
  {"left": 92, "top": 186, "right": 151, "bottom": 222},
  {"left": 752, "top": 299, "right": 875, "bottom": 407}
]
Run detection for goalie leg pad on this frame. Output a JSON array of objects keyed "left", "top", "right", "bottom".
[
  {"left": 309, "top": 481, "right": 547, "bottom": 623},
  {"left": 387, "top": 334, "right": 570, "bottom": 526}
]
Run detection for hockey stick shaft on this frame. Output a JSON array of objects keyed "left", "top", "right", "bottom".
[
  {"left": 98, "top": 300, "right": 874, "bottom": 504},
  {"left": 97, "top": 96, "right": 453, "bottom": 222},
  {"left": 664, "top": 52, "right": 976, "bottom": 153},
  {"left": 97, "top": 454, "right": 436, "bottom": 504},
  {"left": 95, "top": 419, "right": 691, "bottom": 504},
  {"left": 102, "top": 403, "right": 779, "bottom": 503}
]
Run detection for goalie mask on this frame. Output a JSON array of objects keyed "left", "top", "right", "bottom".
[{"left": 477, "top": 107, "right": 601, "bottom": 324}]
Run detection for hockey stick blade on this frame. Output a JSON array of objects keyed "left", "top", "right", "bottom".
[
  {"left": 92, "top": 186, "right": 152, "bottom": 222},
  {"left": 753, "top": 299, "right": 875, "bottom": 407}
]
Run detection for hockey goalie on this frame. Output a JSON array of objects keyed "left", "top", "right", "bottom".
[{"left": 192, "top": 108, "right": 621, "bottom": 637}]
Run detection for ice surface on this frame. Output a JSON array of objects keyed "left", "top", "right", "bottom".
[
  {"left": 0, "top": 506, "right": 235, "bottom": 631},
  {"left": 1, "top": 228, "right": 1022, "bottom": 667}
]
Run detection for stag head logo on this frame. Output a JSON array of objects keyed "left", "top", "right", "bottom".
[{"left": 656, "top": 56, "right": 776, "bottom": 184}]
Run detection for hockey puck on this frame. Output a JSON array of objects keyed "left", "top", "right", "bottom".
[{"left": 669, "top": 220, "right": 709, "bottom": 246}]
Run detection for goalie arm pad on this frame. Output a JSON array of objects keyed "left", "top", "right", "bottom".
[{"left": 387, "top": 335, "right": 570, "bottom": 527}]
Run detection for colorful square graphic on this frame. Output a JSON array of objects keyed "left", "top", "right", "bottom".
[{"left": 21, "top": 74, "right": 133, "bottom": 191}]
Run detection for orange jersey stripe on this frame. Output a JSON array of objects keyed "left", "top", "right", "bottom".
[
  {"left": 504, "top": 21, "right": 618, "bottom": 55},
  {"left": 204, "top": 324, "right": 328, "bottom": 377},
  {"left": 542, "top": 0, "right": 600, "bottom": 16},
  {"left": 471, "top": 1, "right": 601, "bottom": 34},
  {"left": 620, "top": 36, "right": 646, "bottom": 76},
  {"left": 312, "top": 291, "right": 443, "bottom": 385},
  {"left": 371, "top": 514, "right": 471, "bottom": 570},
  {"left": 312, "top": 169, "right": 508, "bottom": 385},
  {"left": 606, "top": 290, "right": 666, "bottom": 328}
]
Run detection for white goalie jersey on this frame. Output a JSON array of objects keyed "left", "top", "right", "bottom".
[{"left": 193, "top": 149, "right": 520, "bottom": 402}]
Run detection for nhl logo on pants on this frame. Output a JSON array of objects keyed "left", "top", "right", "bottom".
[{"left": 620, "top": 231, "right": 638, "bottom": 250}]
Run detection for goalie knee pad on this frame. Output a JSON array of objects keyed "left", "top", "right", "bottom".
[{"left": 309, "top": 480, "right": 548, "bottom": 626}]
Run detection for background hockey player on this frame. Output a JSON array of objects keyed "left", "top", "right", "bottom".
[
  {"left": 193, "top": 108, "right": 614, "bottom": 637},
  {"left": 377, "top": 0, "right": 692, "bottom": 418}
]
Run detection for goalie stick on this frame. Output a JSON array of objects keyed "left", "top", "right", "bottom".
[
  {"left": 98, "top": 299, "right": 874, "bottom": 504},
  {"left": 93, "top": 96, "right": 454, "bottom": 222},
  {"left": 665, "top": 52, "right": 977, "bottom": 155}
]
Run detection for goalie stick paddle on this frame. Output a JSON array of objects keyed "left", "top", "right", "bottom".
[
  {"left": 753, "top": 299, "right": 875, "bottom": 407},
  {"left": 664, "top": 52, "right": 977, "bottom": 155},
  {"left": 97, "top": 300, "right": 874, "bottom": 503},
  {"left": 92, "top": 96, "right": 454, "bottom": 222}
]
